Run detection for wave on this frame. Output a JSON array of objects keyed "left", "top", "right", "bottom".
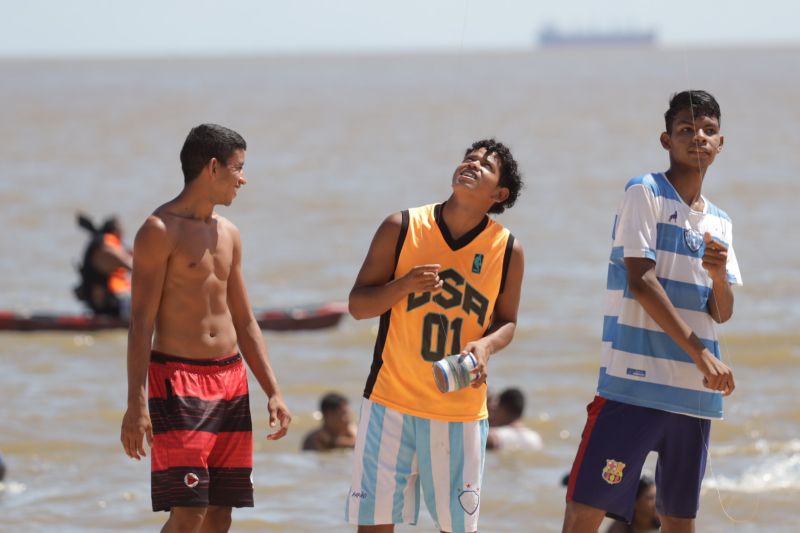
[
  {"left": 705, "top": 448, "right": 800, "bottom": 493},
  {"left": 0, "top": 481, "right": 27, "bottom": 496}
]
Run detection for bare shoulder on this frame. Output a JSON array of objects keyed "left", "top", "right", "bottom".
[
  {"left": 134, "top": 210, "right": 174, "bottom": 255},
  {"left": 381, "top": 211, "right": 404, "bottom": 229},
  {"left": 148, "top": 204, "right": 179, "bottom": 234},
  {"left": 373, "top": 211, "right": 404, "bottom": 241},
  {"left": 215, "top": 213, "right": 239, "bottom": 232},
  {"left": 136, "top": 213, "right": 169, "bottom": 241},
  {"left": 510, "top": 235, "right": 524, "bottom": 259},
  {"left": 301, "top": 429, "right": 322, "bottom": 451},
  {"left": 362, "top": 211, "right": 405, "bottom": 258},
  {"left": 214, "top": 214, "right": 241, "bottom": 243}
]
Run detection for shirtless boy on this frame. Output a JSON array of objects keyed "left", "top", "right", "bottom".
[{"left": 120, "top": 124, "right": 291, "bottom": 532}]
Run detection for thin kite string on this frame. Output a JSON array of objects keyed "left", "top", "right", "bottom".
[{"left": 682, "top": 57, "right": 759, "bottom": 524}]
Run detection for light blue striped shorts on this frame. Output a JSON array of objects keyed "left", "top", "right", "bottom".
[{"left": 345, "top": 398, "right": 489, "bottom": 532}]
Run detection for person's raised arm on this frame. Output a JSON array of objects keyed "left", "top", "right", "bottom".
[
  {"left": 93, "top": 241, "right": 133, "bottom": 272},
  {"left": 349, "top": 212, "right": 443, "bottom": 319},
  {"left": 464, "top": 238, "right": 524, "bottom": 387},
  {"left": 625, "top": 257, "right": 734, "bottom": 395},
  {"left": 121, "top": 216, "right": 172, "bottom": 460},
  {"left": 226, "top": 222, "right": 291, "bottom": 441}
]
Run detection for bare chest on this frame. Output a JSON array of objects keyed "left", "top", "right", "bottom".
[{"left": 169, "top": 222, "right": 233, "bottom": 283}]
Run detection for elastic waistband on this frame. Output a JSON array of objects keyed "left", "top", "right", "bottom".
[{"left": 150, "top": 350, "right": 242, "bottom": 367}]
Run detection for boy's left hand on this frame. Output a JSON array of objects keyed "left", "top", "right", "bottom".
[
  {"left": 266, "top": 394, "right": 292, "bottom": 441},
  {"left": 702, "top": 232, "right": 728, "bottom": 282},
  {"left": 462, "top": 341, "right": 490, "bottom": 387}
]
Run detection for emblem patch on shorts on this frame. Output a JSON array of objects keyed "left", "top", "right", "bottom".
[
  {"left": 458, "top": 484, "right": 480, "bottom": 515},
  {"left": 472, "top": 253, "right": 484, "bottom": 274},
  {"left": 684, "top": 229, "right": 704, "bottom": 253},
  {"left": 602, "top": 459, "right": 625, "bottom": 485},
  {"left": 184, "top": 472, "right": 200, "bottom": 488}
]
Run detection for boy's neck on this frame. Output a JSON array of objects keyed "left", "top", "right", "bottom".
[
  {"left": 664, "top": 165, "right": 706, "bottom": 210},
  {"left": 441, "top": 196, "right": 488, "bottom": 240},
  {"left": 169, "top": 187, "right": 216, "bottom": 221}
]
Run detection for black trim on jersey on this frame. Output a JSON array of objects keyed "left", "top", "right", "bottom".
[
  {"left": 363, "top": 310, "right": 390, "bottom": 398},
  {"left": 498, "top": 234, "right": 515, "bottom": 294},
  {"left": 434, "top": 202, "right": 489, "bottom": 251},
  {"left": 363, "top": 210, "right": 409, "bottom": 399},
  {"left": 395, "top": 210, "right": 410, "bottom": 266}
]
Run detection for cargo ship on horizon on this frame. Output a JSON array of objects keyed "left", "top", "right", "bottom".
[{"left": 538, "top": 25, "right": 657, "bottom": 48}]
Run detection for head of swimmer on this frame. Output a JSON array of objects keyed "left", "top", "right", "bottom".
[{"left": 180, "top": 123, "right": 248, "bottom": 206}]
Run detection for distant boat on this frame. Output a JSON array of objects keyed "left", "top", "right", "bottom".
[
  {"left": 0, "top": 302, "right": 348, "bottom": 333},
  {"left": 538, "top": 26, "right": 656, "bottom": 48}
]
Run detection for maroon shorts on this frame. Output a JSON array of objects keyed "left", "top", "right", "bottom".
[{"left": 148, "top": 351, "right": 253, "bottom": 512}]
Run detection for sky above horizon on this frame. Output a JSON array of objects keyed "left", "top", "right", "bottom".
[{"left": 2, "top": 0, "right": 798, "bottom": 58}]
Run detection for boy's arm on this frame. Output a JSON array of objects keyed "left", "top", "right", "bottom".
[
  {"left": 349, "top": 212, "right": 443, "bottom": 319},
  {"left": 93, "top": 241, "right": 133, "bottom": 272},
  {"left": 625, "top": 257, "right": 734, "bottom": 395},
  {"left": 463, "top": 238, "right": 524, "bottom": 387},
  {"left": 121, "top": 216, "right": 171, "bottom": 460},
  {"left": 227, "top": 224, "right": 291, "bottom": 441}
]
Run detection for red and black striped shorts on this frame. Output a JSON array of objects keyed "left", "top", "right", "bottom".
[{"left": 148, "top": 351, "right": 254, "bottom": 512}]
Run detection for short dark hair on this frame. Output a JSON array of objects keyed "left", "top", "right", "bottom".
[
  {"left": 320, "top": 392, "right": 349, "bottom": 414},
  {"left": 664, "top": 90, "right": 721, "bottom": 134},
  {"left": 498, "top": 387, "right": 525, "bottom": 420},
  {"left": 465, "top": 139, "right": 523, "bottom": 214},
  {"left": 180, "top": 123, "right": 247, "bottom": 183}
]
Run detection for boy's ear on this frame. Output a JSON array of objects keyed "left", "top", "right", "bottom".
[
  {"left": 717, "top": 135, "right": 724, "bottom": 152},
  {"left": 659, "top": 132, "right": 671, "bottom": 150},
  {"left": 493, "top": 187, "right": 510, "bottom": 205}
]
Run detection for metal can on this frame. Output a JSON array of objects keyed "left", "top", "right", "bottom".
[{"left": 432, "top": 352, "right": 478, "bottom": 393}]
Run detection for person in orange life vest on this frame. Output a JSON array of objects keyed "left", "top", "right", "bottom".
[{"left": 75, "top": 214, "right": 133, "bottom": 318}]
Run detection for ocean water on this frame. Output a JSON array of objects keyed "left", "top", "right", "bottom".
[{"left": 1, "top": 47, "right": 799, "bottom": 531}]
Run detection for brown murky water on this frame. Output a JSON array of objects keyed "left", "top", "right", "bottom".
[{"left": 1, "top": 48, "right": 799, "bottom": 531}]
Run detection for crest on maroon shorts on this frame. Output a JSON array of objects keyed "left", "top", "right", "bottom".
[
  {"left": 602, "top": 459, "right": 625, "bottom": 485},
  {"left": 184, "top": 472, "right": 200, "bottom": 488}
]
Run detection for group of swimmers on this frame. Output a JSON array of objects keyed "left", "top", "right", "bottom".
[
  {"left": 302, "top": 387, "right": 543, "bottom": 454},
  {"left": 115, "top": 88, "right": 741, "bottom": 533}
]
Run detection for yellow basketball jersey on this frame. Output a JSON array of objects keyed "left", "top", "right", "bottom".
[{"left": 364, "top": 203, "right": 514, "bottom": 421}]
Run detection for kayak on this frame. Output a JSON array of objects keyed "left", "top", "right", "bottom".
[{"left": 0, "top": 302, "right": 348, "bottom": 332}]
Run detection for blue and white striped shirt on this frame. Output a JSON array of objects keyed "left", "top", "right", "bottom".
[{"left": 598, "top": 172, "right": 742, "bottom": 419}]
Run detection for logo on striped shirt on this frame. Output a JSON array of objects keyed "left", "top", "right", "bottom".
[
  {"left": 684, "top": 229, "right": 704, "bottom": 252},
  {"left": 626, "top": 368, "right": 646, "bottom": 377}
]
